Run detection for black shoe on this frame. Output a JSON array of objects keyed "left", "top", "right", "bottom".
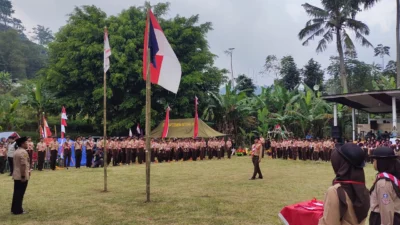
[
  {"left": 258, "top": 177, "right": 263, "bottom": 179},
  {"left": 249, "top": 178, "right": 256, "bottom": 180}
]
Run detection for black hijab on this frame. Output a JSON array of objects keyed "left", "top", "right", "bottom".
[
  {"left": 331, "top": 149, "right": 370, "bottom": 223},
  {"left": 370, "top": 158, "right": 400, "bottom": 198}
]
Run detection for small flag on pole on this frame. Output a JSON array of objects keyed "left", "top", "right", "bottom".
[
  {"left": 39, "top": 125, "right": 45, "bottom": 138},
  {"left": 43, "top": 115, "right": 52, "bottom": 138},
  {"left": 129, "top": 129, "right": 133, "bottom": 137},
  {"left": 194, "top": 96, "right": 199, "bottom": 138},
  {"left": 104, "top": 30, "right": 112, "bottom": 73},
  {"left": 162, "top": 106, "right": 170, "bottom": 138},
  {"left": 143, "top": 9, "right": 182, "bottom": 94},
  {"left": 61, "top": 106, "right": 68, "bottom": 138},
  {"left": 136, "top": 124, "right": 141, "bottom": 135}
]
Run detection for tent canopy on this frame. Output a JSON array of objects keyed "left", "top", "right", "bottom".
[{"left": 151, "top": 118, "right": 226, "bottom": 138}]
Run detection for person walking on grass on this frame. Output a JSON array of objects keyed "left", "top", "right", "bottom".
[
  {"left": 249, "top": 137, "right": 263, "bottom": 180},
  {"left": 11, "top": 137, "right": 30, "bottom": 215},
  {"left": 319, "top": 143, "right": 370, "bottom": 225}
]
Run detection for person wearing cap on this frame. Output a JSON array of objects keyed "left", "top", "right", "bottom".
[
  {"left": 249, "top": 137, "right": 263, "bottom": 180},
  {"left": 369, "top": 146, "right": 400, "bottom": 224},
  {"left": 11, "top": 137, "right": 30, "bottom": 215},
  {"left": 49, "top": 137, "right": 59, "bottom": 170},
  {"left": 36, "top": 138, "right": 47, "bottom": 171},
  {"left": 319, "top": 143, "right": 370, "bottom": 225},
  {"left": 7, "top": 136, "right": 17, "bottom": 176}
]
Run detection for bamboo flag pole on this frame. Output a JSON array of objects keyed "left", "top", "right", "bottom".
[
  {"left": 145, "top": 8, "right": 152, "bottom": 203},
  {"left": 103, "top": 26, "right": 108, "bottom": 192},
  {"left": 54, "top": 125, "right": 57, "bottom": 138}
]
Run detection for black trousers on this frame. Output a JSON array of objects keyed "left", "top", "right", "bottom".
[
  {"left": 251, "top": 156, "right": 263, "bottom": 179},
  {"left": 75, "top": 150, "right": 82, "bottom": 168},
  {"left": 165, "top": 151, "right": 171, "bottom": 162},
  {"left": 86, "top": 150, "right": 93, "bottom": 167},
  {"left": 50, "top": 150, "right": 57, "bottom": 170},
  {"left": 126, "top": 149, "right": 132, "bottom": 164},
  {"left": 183, "top": 151, "right": 189, "bottom": 161},
  {"left": 8, "top": 157, "right": 14, "bottom": 175},
  {"left": 11, "top": 180, "right": 28, "bottom": 214},
  {"left": 121, "top": 149, "right": 126, "bottom": 164},
  {"left": 38, "top": 151, "right": 45, "bottom": 171},
  {"left": 27, "top": 150, "right": 33, "bottom": 169},
  {"left": 208, "top": 149, "right": 213, "bottom": 160},
  {"left": 132, "top": 149, "right": 137, "bottom": 163},
  {"left": 64, "top": 149, "right": 71, "bottom": 168},
  {"left": 138, "top": 148, "right": 144, "bottom": 164},
  {"left": 175, "top": 149, "right": 180, "bottom": 161},
  {"left": 0, "top": 156, "right": 5, "bottom": 173},
  {"left": 217, "top": 150, "right": 221, "bottom": 159},
  {"left": 192, "top": 149, "right": 198, "bottom": 161},
  {"left": 227, "top": 148, "right": 232, "bottom": 159},
  {"left": 112, "top": 150, "right": 118, "bottom": 166},
  {"left": 369, "top": 211, "right": 400, "bottom": 225}
]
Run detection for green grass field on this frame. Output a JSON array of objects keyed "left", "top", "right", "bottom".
[{"left": 0, "top": 157, "right": 377, "bottom": 225}]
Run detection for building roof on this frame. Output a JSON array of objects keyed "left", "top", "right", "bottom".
[{"left": 321, "top": 90, "right": 400, "bottom": 114}]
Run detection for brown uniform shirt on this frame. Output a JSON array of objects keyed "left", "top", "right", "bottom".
[
  {"left": 13, "top": 148, "right": 30, "bottom": 181},
  {"left": 50, "top": 141, "right": 58, "bottom": 150},
  {"left": 37, "top": 142, "right": 47, "bottom": 152},
  {"left": 370, "top": 179, "right": 400, "bottom": 225},
  {"left": 319, "top": 184, "right": 365, "bottom": 225}
]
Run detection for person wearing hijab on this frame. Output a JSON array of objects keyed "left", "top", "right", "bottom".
[
  {"left": 11, "top": 137, "right": 30, "bottom": 215},
  {"left": 369, "top": 147, "right": 400, "bottom": 225},
  {"left": 319, "top": 143, "right": 370, "bottom": 225}
]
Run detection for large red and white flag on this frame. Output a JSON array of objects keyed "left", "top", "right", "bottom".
[
  {"left": 61, "top": 106, "right": 68, "bottom": 139},
  {"left": 143, "top": 9, "right": 181, "bottom": 94},
  {"left": 136, "top": 123, "right": 141, "bottom": 135},
  {"left": 194, "top": 96, "right": 199, "bottom": 138},
  {"left": 39, "top": 125, "right": 45, "bottom": 138},
  {"left": 104, "top": 30, "right": 112, "bottom": 73},
  {"left": 43, "top": 115, "right": 52, "bottom": 138},
  {"left": 162, "top": 106, "right": 170, "bottom": 138}
]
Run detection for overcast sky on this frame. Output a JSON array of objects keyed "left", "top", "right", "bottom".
[{"left": 12, "top": 0, "right": 396, "bottom": 86}]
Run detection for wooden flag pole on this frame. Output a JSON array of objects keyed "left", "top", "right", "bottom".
[
  {"left": 145, "top": 8, "right": 152, "bottom": 203},
  {"left": 103, "top": 26, "right": 108, "bottom": 192},
  {"left": 54, "top": 125, "right": 57, "bottom": 138}
]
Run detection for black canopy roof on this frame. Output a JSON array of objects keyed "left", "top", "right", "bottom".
[{"left": 322, "top": 90, "right": 400, "bottom": 114}]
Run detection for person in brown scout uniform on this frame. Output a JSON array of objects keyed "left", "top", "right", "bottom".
[
  {"left": 369, "top": 147, "right": 400, "bottom": 225},
  {"left": 106, "top": 137, "right": 113, "bottom": 166},
  {"left": 319, "top": 143, "right": 370, "bottom": 225},
  {"left": 111, "top": 138, "right": 118, "bottom": 166},
  {"left": 249, "top": 137, "right": 263, "bottom": 180},
  {"left": 74, "top": 136, "right": 83, "bottom": 168},
  {"left": 49, "top": 137, "right": 59, "bottom": 170},
  {"left": 63, "top": 136, "right": 72, "bottom": 169},
  {"left": 86, "top": 136, "right": 94, "bottom": 168},
  {"left": 36, "top": 138, "right": 47, "bottom": 171},
  {"left": 0, "top": 142, "right": 6, "bottom": 174},
  {"left": 226, "top": 138, "right": 232, "bottom": 159},
  {"left": 138, "top": 138, "right": 145, "bottom": 164},
  {"left": 26, "top": 137, "right": 34, "bottom": 169},
  {"left": 11, "top": 137, "right": 30, "bottom": 215}
]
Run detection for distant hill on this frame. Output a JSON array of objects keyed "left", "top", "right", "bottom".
[{"left": 219, "top": 85, "right": 267, "bottom": 95}]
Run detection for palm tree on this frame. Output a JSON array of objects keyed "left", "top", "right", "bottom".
[
  {"left": 298, "top": 2, "right": 373, "bottom": 93},
  {"left": 374, "top": 44, "right": 390, "bottom": 68}
]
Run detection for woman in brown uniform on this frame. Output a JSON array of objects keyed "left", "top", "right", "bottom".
[
  {"left": 369, "top": 147, "right": 400, "bottom": 225},
  {"left": 319, "top": 143, "right": 370, "bottom": 225}
]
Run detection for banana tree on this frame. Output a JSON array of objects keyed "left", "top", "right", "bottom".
[{"left": 0, "top": 99, "right": 20, "bottom": 131}]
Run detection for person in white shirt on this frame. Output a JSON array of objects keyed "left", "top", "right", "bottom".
[{"left": 7, "top": 136, "right": 17, "bottom": 176}]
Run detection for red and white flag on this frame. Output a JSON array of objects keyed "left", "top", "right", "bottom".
[
  {"left": 162, "top": 106, "right": 170, "bottom": 138},
  {"left": 194, "top": 96, "right": 199, "bottom": 138},
  {"left": 43, "top": 115, "right": 52, "bottom": 138},
  {"left": 39, "top": 125, "right": 45, "bottom": 138},
  {"left": 104, "top": 30, "right": 112, "bottom": 73},
  {"left": 61, "top": 106, "right": 68, "bottom": 139},
  {"left": 136, "top": 123, "right": 141, "bottom": 135},
  {"left": 143, "top": 9, "right": 181, "bottom": 94}
]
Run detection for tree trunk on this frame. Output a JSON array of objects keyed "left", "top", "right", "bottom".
[
  {"left": 336, "top": 28, "right": 348, "bottom": 93},
  {"left": 397, "top": 0, "right": 400, "bottom": 88}
]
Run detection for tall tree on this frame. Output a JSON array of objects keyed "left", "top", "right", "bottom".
[
  {"left": 44, "top": 3, "right": 227, "bottom": 133},
  {"left": 298, "top": 2, "right": 373, "bottom": 93},
  {"left": 0, "top": 0, "right": 14, "bottom": 27},
  {"left": 235, "top": 74, "right": 256, "bottom": 96},
  {"left": 32, "top": 25, "right": 54, "bottom": 46},
  {"left": 374, "top": 44, "right": 390, "bottom": 68},
  {"left": 302, "top": 58, "right": 324, "bottom": 91},
  {"left": 262, "top": 55, "right": 280, "bottom": 78},
  {"left": 279, "top": 56, "right": 300, "bottom": 91}
]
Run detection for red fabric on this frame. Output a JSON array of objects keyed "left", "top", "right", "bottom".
[
  {"left": 279, "top": 199, "right": 323, "bottom": 225},
  {"left": 162, "top": 107, "right": 170, "bottom": 138},
  {"left": 194, "top": 96, "right": 199, "bottom": 138}
]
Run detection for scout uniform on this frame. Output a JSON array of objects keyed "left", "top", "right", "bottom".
[
  {"left": 0, "top": 143, "right": 6, "bottom": 174},
  {"left": 86, "top": 138, "right": 94, "bottom": 168},
  {"left": 165, "top": 141, "right": 171, "bottom": 162},
  {"left": 74, "top": 138, "right": 83, "bottom": 168},
  {"left": 11, "top": 141, "right": 30, "bottom": 215},
  {"left": 250, "top": 138, "right": 263, "bottom": 180},
  {"left": 27, "top": 140, "right": 34, "bottom": 169},
  {"left": 49, "top": 138, "right": 59, "bottom": 170},
  {"left": 63, "top": 138, "right": 72, "bottom": 168},
  {"left": 126, "top": 138, "right": 132, "bottom": 165},
  {"left": 121, "top": 138, "right": 127, "bottom": 165},
  {"left": 112, "top": 139, "right": 118, "bottom": 166},
  {"left": 36, "top": 140, "right": 47, "bottom": 171},
  {"left": 138, "top": 139, "right": 144, "bottom": 164}
]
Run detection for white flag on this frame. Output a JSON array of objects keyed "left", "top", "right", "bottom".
[
  {"left": 104, "top": 30, "right": 111, "bottom": 73},
  {"left": 129, "top": 129, "right": 133, "bottom": 137}
]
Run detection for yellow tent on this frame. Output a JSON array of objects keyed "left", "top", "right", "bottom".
[{"left": 150, "top": 118, "right": 226, "bottom": 138}]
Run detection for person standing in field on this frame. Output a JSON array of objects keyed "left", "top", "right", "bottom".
[
  {"left": 369, "top": 147, "right": 400, "bottom": 225},
  {"left": 74, "top": 136, "right": 83, "bottom": 168},
  {"left": 36, "top": 138, "right": 47, "bottom": 171},
  {"left": 0, "top": 142, "right": 6, "bottom": 174},
  {"left": 49, "top": 137, "right": 59, "bottom": 170},
  {"left": 7, "top": 136, "right": 16, "bottom": 176},
  {"left": 249, "top": 137, "right": 263, "bottom": 180},
  {"left": 63, "top": 136, "right": 72, "bottom": 169},
  {"left": 26, "top": 137, "right": 34, "bottom": 169},
  {"left": 86, "top": 136, "right": 94, "bottom": 168},
  {"left": 319, "top": 143, "right": 370, "bottom": 225},
  {"left": 11, "top": 137, "right": 30, "bottom": 215}
]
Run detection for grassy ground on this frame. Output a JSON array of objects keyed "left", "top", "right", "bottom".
[{"left": 0, "top": 156, "right": 377, "bottom": 225}]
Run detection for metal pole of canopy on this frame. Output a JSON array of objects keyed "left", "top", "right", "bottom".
[{"left": 352, "top": 108, "right": 356, "bottom": 141}]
